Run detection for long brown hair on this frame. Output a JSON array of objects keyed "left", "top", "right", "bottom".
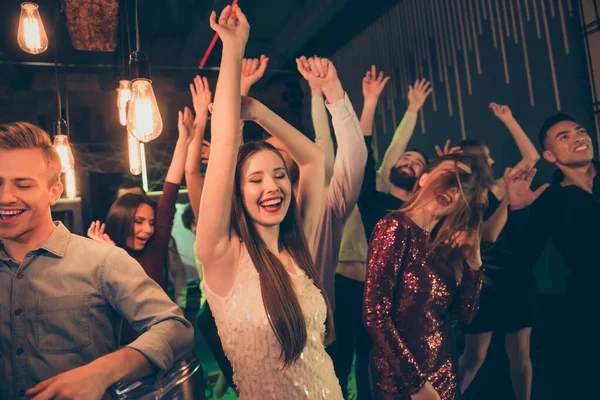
[
  {"left": 231, "top": 141, "right": 334, "bottom": 367},
  {"left": 401, "top": 153, "right": 493, "bottom": 278},
  {"left": 105, "top": 193, "right": 157, "bottom": 251}
]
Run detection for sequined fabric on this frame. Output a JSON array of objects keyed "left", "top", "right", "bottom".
[
  {"left": 363, "top": 212, "right": 483, "bottom": 399},
  {"left": 202, "top": 245, "right": 343, "bottom": 399}
]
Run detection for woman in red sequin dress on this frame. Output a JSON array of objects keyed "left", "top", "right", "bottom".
[{"left": 363, "top": 154, "right": 492, "bottom": 399}]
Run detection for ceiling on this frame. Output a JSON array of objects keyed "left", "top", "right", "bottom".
[{"left": 0, "top": 0, "right": 399, "bottom": 92}]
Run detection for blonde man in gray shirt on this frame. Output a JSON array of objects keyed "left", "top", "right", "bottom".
[{"left": 0, "top": 122, "right": 194, "bottom": 400}]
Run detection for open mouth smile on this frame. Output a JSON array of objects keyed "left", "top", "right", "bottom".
[
  {"left": 0, "top": 209, "right": 26, "bottom": 223},
  {"left": 259, "top": 197, "right": 284, "bottom": 214}
]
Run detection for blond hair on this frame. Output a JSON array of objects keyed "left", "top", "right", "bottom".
[{"left": 0, "top": 122, "right": 62, "bottom": 185}]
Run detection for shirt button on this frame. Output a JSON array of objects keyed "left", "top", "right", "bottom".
[
  {"left": 16, "top": 273, "right": 24, "bottom": 279},
  {"left": 15, "top": 309, "right": 22, "bottom": 316},
  {"left": 16, "top": 348, "right": 23, "bottom": 355},
  {"left": 19, "top": 389, "right": 26, "bottom": 396}
]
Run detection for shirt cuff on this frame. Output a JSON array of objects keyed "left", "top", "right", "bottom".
[
  {"left": 325, "top": 92, "right": 356, "bottom": 120},
  {"left": 127, "top": 334, "right": 175, "bottom": 372}
]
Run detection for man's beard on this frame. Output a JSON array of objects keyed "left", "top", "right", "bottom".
[{"left": 389, "top": 165, "right": 417, "bottom": 191}]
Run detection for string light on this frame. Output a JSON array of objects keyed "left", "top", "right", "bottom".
[{"left": 17, "top": 2, "right": 48, "bottom": 54}]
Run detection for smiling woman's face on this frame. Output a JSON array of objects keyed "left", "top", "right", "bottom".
[
  {"left": 240, "top": 149, "right": 292, "bottom": 228},
  {"left": 127, "top": 203, "right": 155, "bottom": 251}
]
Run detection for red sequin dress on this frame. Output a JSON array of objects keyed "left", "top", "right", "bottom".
[{"left": 363, "top": 212, "right": 483, "bottom": 399}]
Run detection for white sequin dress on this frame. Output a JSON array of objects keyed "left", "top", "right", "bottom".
[{"left": 202, "top": 244, "right": 343, "bottom": 399}]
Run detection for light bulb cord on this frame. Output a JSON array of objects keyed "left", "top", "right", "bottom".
[
  {"left": 134, "top": 0, "right": 140, "bottom": 52},
  {"left": 53, "top": 4, "right": 62, "bottom": 122}
]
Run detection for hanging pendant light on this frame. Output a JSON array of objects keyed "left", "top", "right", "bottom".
[
  {"left": 17, "top": 2, "right": 49, "bottom": 54},
  {"left": 50, "top": 5, "right": 76, "bottom": 200},
  {"left": 53, "top": 122, "right": 74, "bottom": 172},
  {"left": 126, "top": 0, "right": 162, "bottom": 143},
  {"left": 117, "top": 80, "right": 132, "bottom": 126}
]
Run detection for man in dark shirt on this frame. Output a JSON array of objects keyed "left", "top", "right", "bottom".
[
  {"left": 358, "top": 135, "right": 427, "bottom": 240},
  {"left": 505, "top": 113, "right": 597, "bottom": 399}
]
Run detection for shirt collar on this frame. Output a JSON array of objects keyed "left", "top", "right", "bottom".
[
  {"left": 0, "top": 222, "right": 70, "bottom": 261},
  {"left": 551, "top": 160, "right": 600, "bottom": 186}
]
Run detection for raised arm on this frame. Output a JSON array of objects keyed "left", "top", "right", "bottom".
[
  {"left": 185, "top": 76, "right": 212, "bottom": 220},
  {"left": 377, "top": 79, "right": 431, "bottom": 193},
  {"left": 489, "top": 102, "right": 540, "bottom": 165},
  {"left": 196, "top": 4, "right": 248, "bottom": 264},
  {"left": 363, "top": 216, "right": 428, "bottom": 394},
  {"left": 166, "top": 107, "right": 194, "bottom": 185},
  {"left": 241, "top": 95, "right": 325, "bottom": 248},
  {"left": 310, "top": 87, "right": 335, "bottom": 184},
  {"left": 359, "top": 65, "right": 390, "bottom": 137}
]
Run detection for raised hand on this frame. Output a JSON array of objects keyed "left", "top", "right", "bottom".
[
  {"left": 87, "top": 221, "right": 116, "bottom": 246},
  {"left": 209, "top": 4, "right": 249, "bottom": 49},
  {"left": 296, "top": 56, "right": 344, "bottom": 103},
  {"left": 503, "top": 167, "right": 549, "bottom": 210},
  {"left": 362, "top": 65, "right": 391, "bottom": 104},
  {"left": 489, "top": 102, "right": 514, "bottom": 123},
  {"left": 241, "top": 55, "right": 269, "bottom": 96},
  {"left": 435, "top": 139, "right": 462, "bottom": 157},
  {"left": 449, "top": 230, "right": 483, "bottom": 270},
  {"left": 190, "top": 75, "right": 212, "bottom": 117},
  {"left": 178, "top": 106, "right": 195, "bottom": 144},
  {"left": 408, "top": 79, "right": 433, "bottom": 112}
]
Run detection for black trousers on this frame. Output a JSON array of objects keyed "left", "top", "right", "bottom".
[{"left": 327, "top": 274, "right": 373, "bottom": 400}]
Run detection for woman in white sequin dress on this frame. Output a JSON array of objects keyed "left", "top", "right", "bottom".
[{"left": 195, "top": 5, "right": 342, "bottom": 399}]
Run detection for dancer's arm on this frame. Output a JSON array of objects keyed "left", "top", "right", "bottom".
[
  {"left": 377, "top": 79, "right": 431, "bottom": 193},
  {"left": 359, "top": 65, "right": 390, "bottom": 138},
  {"left": 186, "top": 76, "right": 212, "bottom": 220},
  {"left": 241, "top": 96, "right": 325, "bottom": 248},
  {"left": 363, "top": 215, "right": 428, "bottom": 394},
  {"left": 311, "top": 88, "right": 335, "bottom": 185},
  {"left": 197, "top": 5, "right": 248, "bottom": 265}
]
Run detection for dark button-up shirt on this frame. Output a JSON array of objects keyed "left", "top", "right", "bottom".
[{"left": 0, "top": 223, "right": 194, "bottom": 399}]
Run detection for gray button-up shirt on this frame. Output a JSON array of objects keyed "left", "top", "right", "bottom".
[{"left": 0, "top": 223, "right": 194, "bottom": 399}]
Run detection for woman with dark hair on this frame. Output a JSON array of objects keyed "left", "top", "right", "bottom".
[
  {"left": 364, "top": 153, "right": 492, "bottom": 400},
  {"left": 87, "top": 106, "right": 193, "bottom": 345},
  {"left": 457, "top": 103, "right": 540, "bottom": 400},
  {"left": 196, "top": 5, "right": 342, "bottom": 398}
]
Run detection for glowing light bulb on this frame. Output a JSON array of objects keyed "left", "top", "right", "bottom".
[
  {"left": 17, "top": 2, "right": 48, "bottom": 55},
  {"left": 126, "top": 79, "right": 163, "bottom": 143},
  {"left": 64, "top": 169, "right": 77, "bottom": 200},
  {"left": 53, "top": 134, "right": 75, "bottom": 172},
  {"left": 128, "top": 134, "right": 142, "bottom": 175},
  {"left": 117, "top": 80, "right": 132, "bottom": 126}
]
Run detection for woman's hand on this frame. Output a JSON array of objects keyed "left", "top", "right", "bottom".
[
  {"left": 435, "top": 139, "right": 463, "bottom": 157},
  {"left": 296, "top": 56, "right": 344, "bottom": 103},
  {"left": 447, "top": 230, "right": 482, "bottom": 270},
  {"left": 209, "top": 4, "right": 249, "bottom": 51},
  {"left": 87, "top": 221, "right": 116, "bottom": 246},
  {"left": 362, "top": 65, "right": 391, "bottom": 104},
  {"left": 177, "top": 107, "right": 195, "bottom": 145},
  {"left": 241, "top": 55, "right": 269, "bottom": 96},
  {"left": 190, "top": 76, "right": 212, "bottom": 118},
  {"left": 411, "top": 382, "right": 441, "bottom": 400}
]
